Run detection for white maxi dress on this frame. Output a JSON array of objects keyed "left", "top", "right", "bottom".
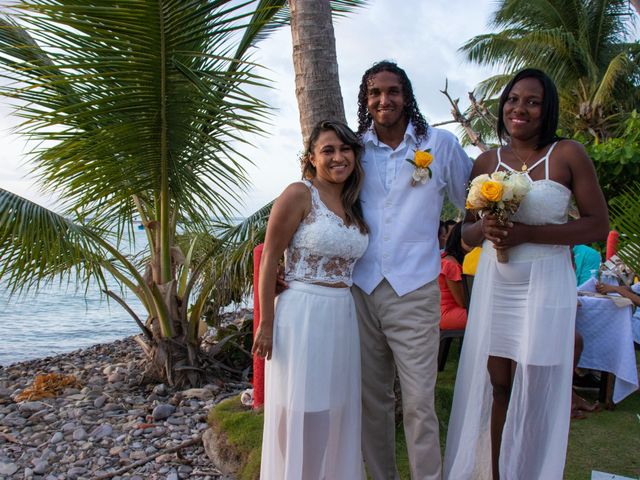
[
  {"left": 260, "top": 180, "right": 368, "bottom": 480},
  {"left": 444, "top": 143, "right": 576, "bottom": 480}
]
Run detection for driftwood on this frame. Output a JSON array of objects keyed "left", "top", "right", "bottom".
[
  {"left": 432, "top": 79, "right": 492, "bottom": 152},
  {"left": 94, "top": 433, "right": 203, "bottom": 479}
]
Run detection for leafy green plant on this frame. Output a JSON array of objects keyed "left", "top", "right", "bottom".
[
  {"left": 0, "top": 0, "right": 284, "bottom": 386},
  {"left": 461, "top": 0, "right": 640, "bottom": 141},
  {"left": 585, "top": 111, "right": 640, "bottom": 203},
  {"left": 608, "top": 181, "right": 640, "bottom": 274}
]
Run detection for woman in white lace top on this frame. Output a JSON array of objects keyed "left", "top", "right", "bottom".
[
  {"left": 444, "top": 69, "right": 609, "bottom": 480},
  {"left": 252, "top": 120, "right": 369, "bottom": 479}
]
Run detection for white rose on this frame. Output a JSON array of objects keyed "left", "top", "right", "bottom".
[
  {"left": 466, "top": 184, "right": 488, "bottom": 209},
  {"left": 470, "top": 173, "right": 489, "bottom": 188},
  {"left": 510, "top": 172, "right": 532, "bottom": 199},
  {"left": 501, "top": 181, "right": 514, "bottom": 202},
  {"left": 491, "top": 171, "right": 507, "bottom": 182}
]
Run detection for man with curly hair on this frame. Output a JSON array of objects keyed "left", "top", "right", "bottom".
[{"left": 351, "top": 60, "right": 472, "bottom": 480}]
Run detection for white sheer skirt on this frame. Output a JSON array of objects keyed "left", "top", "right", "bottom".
[
  {"left": 260, "top": 281, "right": 363, "bottom": 480},
  {"left": 444, "top": 242, "right": 576, "bottom": 480}
]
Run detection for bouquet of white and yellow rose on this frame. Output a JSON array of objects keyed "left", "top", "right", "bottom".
[{"left": 466, "top": 171, "right": 531, "bottom": 263}]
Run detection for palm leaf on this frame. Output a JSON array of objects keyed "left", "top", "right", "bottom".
[
  {"left": 608, "top": 181, "right": 640, "bottom": 274},
  {"left": 0, "top": 188, "right": 109, "bottom": 295}
]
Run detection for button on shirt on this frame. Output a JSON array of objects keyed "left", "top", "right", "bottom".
[{"left": 368, "top": 124, "right": 419, "bottom": 193}]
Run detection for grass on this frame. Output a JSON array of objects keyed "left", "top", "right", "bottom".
[
  {"left": 209, "top": 343, "right": 640, "bottom": 479},
  {"left": 207, "top": 396, "right": 264, "bottom": 480}
]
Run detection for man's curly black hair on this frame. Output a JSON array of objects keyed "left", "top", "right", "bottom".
[{"left": 356, "top": 60, "right": 428, "bottom": 141}]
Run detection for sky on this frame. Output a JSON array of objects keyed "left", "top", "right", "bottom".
[{"left": 0, "top": 0, "right": 623, "bottom": 218}]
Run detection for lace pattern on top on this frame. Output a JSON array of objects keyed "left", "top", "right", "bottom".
[{"left": 284, "top": 181, "right": 368, "bottom": 286}]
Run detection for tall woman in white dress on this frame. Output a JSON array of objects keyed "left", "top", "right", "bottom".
[
  {"left": 252, "top": 120, "right": 369, "bottom": 479},
  {"left": 444, "top": 69, "right": 609, "bottom": 480}
]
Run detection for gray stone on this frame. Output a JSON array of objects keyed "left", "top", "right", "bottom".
[
  {"left": 32, "top": 460, "right": 48, "bottom": 475},
  {"left": 18, "top": 401, "right": 47, "bottom": 414},
  {"left": 107, "top": 372, "right": 124, "bottom": 383},
  {"left": 0, "top": 462, "right": 19, "bottom": 475},
  {"left": 166, "top": 471, "right": 179, "bottom": 480},
  {"left": 181, "top": 388, "right": 213, "bottom": 400},
  {"left": 152, "top": 404, "right": 175, "bottom": 421},
  {"left": 67, "top": 466, "right": 86, "bottom": 478},
  {"left": 2, "top": 415, "right": 27, "bottom": 427},
  {"left": 89, "top": 423, "right": 113, "bottom": 440},
  {"left": 61, "top": 421, "right": 76, "bottom": 432},
  {"left": 202, "top": 427, "right": 241, "bottom": 475},
  {"left": 50, "top": 431, "right": 64, "bottom": 444},
  {"left": 153, "top": 384, "right": 168, "bottom": 396},
  {"left": 72, "top": 428, "right": 88, "bottom": 441},
  {"left": 93, "top": 395, "right": 107, "bottom": 408}
]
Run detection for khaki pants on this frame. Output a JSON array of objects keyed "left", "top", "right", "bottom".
[{"left": 352, "top": 279, "right": 441, "bottom": 480}]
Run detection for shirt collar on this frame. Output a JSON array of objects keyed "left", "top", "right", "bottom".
[{"left": 363, "top": 120, "right": 418, "bottom": 148}]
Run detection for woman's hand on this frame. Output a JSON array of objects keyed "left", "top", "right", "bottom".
[
  {"left": 595, "top": 283, "right": 619, "bottom": 295},
  {"left": 252, "top": 323, "right": 274, "bottom": 360},
  {"left": 492, "top": 221, "right": 532, "bottom": 250},
  {"left": 480, "top": 214, "right": 511, "bottom": 246}
]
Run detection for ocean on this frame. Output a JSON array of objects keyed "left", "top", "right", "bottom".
[
  {"left": 0, "top": 220, "right": 254, "bottom": 366},
  {"left": 0, "top": 229, "right": 148, "bottom": 366}
]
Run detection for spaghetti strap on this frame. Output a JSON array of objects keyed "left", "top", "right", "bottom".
[
  {"left": 525, "top": 141, "right": 559, "bottom": 178},
  {"left": 495, "top": 147, "right": 505, "bottom": 172},
  {"left": 495, "top": 147, "right": 517, "bottom": 173},
  {"left": 544, "top": 141, "right": 559, "bottom": 179}
]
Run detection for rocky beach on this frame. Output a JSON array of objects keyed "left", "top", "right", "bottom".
[{"left": 0, "top": 336, "right": 251, "bottom": 480}]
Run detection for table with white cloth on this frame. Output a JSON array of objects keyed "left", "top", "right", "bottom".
[{"left": 576, "top": 294, "right": 639, "bottom": 405}]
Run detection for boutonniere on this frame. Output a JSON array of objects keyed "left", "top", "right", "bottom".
[{"left": 406, "top": 149, "right": 433, "bottom": 186}]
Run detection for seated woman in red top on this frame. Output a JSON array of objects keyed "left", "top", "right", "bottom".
[{"left": 438, "top": 222, "right": 469, "bottom": 330}]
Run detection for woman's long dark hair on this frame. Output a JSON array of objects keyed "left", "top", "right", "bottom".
[
  {"left": 497, "top": 68, "right": 560, "bottom": 149},
  {"left": 301, "top": 120, "right": 368, "bottom": 234},
  {"left": 356, "top": 60, "right": 428, "bottom": 142},
  {"left": 443, "top": 222, "right": 466, "bottom": 265}
]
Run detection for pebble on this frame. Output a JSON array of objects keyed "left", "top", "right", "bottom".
[
  {"left": 0, "top": 335, "right": 250, "bottom": 479},
  {"left": 152, "top": 403, "right": 176, "bottom": 421},
  {"left": 32, "top": 460, "right": 48, "bottom": 474},
  {"left": 0, "top": 462, "right": 18, "bottom": 475}
]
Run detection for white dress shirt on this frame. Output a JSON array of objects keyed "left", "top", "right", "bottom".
[{"left": 352, "top": 122, "right": 472, "bottom": 296}]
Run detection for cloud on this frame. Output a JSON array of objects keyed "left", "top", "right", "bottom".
[{"left": 0, "top": 0, "right": 504, "bottom": 216}]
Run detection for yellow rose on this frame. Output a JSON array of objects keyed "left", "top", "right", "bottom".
[
  {"left": 480, "top": 180, "right": 503, "bottom": 202},
  {"left": 414, "top": 150, "right": 433, "bottom": 169}
]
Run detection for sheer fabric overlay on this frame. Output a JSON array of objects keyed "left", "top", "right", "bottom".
[
  {"left": 261, "top": 180, "right": 368, "bottom": 479},
  {"left": 284, "top": 181, "right": 368, "bottom": 286},
  {"left": 260, "top": 282, "right": 364, "bottom": 479},
  {"left": 444, "top": 150, "right": 575, "bottom": 480}
]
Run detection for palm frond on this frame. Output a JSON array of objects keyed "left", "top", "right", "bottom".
[
  {"left": 608, "top": 181, "right": 640, "bottom": 274},
  {"left": 0, "top": 1, "right": 272, "bottom": 237},
  {"left": 592, "top": 51, "right": 632, "bottom": 107},
  {"left": 0, "top": 188, "right": 109, "bottom": 295}
]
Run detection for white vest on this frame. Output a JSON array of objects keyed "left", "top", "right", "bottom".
[{"left": 352, "top": 126, "right": 471, "bottom": 296}]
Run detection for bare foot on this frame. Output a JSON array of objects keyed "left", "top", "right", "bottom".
[{"left": 572, "top": 390, "right": 601, "bottom": 412}]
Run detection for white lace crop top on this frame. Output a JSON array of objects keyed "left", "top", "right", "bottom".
[{"left": 284, "top": 180, "right": 369, "bottom": 286}]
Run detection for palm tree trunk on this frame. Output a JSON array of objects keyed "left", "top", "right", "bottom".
[{"left": 289, "top": 0, "right": 346, "bottom": 145}]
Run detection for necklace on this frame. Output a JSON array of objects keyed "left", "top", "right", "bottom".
[{"left": 508, "top": 146, "right": 536, "bottom": 172}]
